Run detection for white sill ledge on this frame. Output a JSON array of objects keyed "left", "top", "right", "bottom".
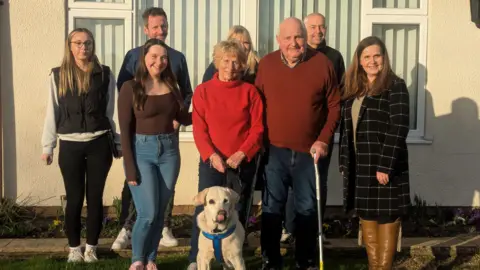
[{"left": 179, "top": 132, "right": 433, "bottom": 145}]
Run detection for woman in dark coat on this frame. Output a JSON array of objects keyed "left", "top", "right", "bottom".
[{"left": 339, "top": 36, "right": 411, "bottom": 270}]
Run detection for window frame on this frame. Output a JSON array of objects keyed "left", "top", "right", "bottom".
[
  {"left": 361, "top": 0, "right": 429, "bottom": 142},
  {"left": 68, "top": 0, "right": 133, "bottom": 11},
  {"left": 68, "top": 9, "right": 134, "bottom": 75},
  {"left": 365, "top": 0, "right": 428, "bottom": 15},
  {"left": 67, "top": 0, "right": 431, "bottom": 144}
]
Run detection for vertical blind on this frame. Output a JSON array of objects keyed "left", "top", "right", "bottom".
[
  {"left": 373, "top": 0, "right": 420, "bottom": 9},
  {"left": 373, "top": 24, "right": 419, "bottom": 129},
  {"left": 136, "top": 0, "right": 242, "bottom": 89},
  {"left": 75, "top": 18, "right": 126, "bottom": 77},
  {"left": 258, "top": 0, "right": 361, "bottom": 67}
]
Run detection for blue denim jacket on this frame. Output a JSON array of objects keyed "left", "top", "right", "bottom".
[{"left": 117, "top": 45, "right": 193, "bottom": 108}]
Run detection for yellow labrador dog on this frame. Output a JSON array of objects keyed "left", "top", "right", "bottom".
[{"left": 193, "top": 186, "right": 246, "bottom": 270}]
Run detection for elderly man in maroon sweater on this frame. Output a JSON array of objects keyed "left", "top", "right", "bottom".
[{"left": 255, "top": 17, "right": 340, "bottom": 270}]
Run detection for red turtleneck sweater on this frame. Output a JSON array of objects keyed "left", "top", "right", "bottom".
[{"left": 192, "top": 73, "right": 264, "bottom": 162}]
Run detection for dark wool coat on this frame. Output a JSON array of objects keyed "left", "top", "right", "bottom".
[{"left": 339, "top": 78, "right": 411, "bottom": 218}]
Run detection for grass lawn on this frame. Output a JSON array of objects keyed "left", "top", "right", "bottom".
[{"left": 0, "top": 254, "right": 368, "bottom": 270}]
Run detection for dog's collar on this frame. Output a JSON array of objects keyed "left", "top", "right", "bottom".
[{"left": 202, "top": 225, "right": 237, "bottom": 263}]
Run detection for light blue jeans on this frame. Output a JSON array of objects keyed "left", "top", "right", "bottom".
[{"left": 128, "top": 133, "right": 180, "bottom": 264}]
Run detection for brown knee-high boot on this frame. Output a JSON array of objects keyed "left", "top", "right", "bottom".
[
  {"left": 377, "top": 219, "right": 401, "bottom": 270},
  {"left": 360, "top": 219, "right": 379, "bottom": 270}
]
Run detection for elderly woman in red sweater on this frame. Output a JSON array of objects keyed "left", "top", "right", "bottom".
[{"left": 187, "top": 40, "right": 264, "bottom": 269}]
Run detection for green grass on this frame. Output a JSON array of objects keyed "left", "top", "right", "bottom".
[{"left": 0, "top": 254, "right": 368, "bottom": 270}]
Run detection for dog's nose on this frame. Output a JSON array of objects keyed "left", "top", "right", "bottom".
[{"left": 216, "top": 209, "right": 227, "bottom": 222}]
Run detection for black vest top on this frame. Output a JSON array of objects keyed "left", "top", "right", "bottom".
[{"left": 51, "top": 64, "right": 111, "bottom": 134}]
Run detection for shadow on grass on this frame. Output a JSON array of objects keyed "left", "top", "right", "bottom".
[{"left": 0, "top": 253, "right": 368, "bottom": 270}]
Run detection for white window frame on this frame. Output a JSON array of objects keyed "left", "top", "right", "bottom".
[
  {"left": 361, "top": 1, "right": 429, "bottom": 143},
  {"left": 68, "top": 0, "right": 133, "bottom": 11},
  {"left": 68, "top": 9, "right": 133, "bottom": 60},
  {"left": 364, "top": 0, "right": 428, "bottom": 16}
]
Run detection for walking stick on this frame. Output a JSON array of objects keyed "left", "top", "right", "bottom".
[{"left": 312, "top": 151, "right": 324, "bottom": 270}]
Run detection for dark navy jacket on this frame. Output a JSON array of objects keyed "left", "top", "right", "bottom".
[{"left": 117, "top": 45, "right": 193, "bottom": 108}]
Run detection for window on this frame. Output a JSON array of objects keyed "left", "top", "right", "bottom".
[
  {"left": 258, "top": 0, "right": 361, "bottom": 67},
  {"left": 68, "top": 0, "right": 429, "bottom": 142},
  {"left": 362, "top": 0, "right": 428, "bottom": 140},
  {"left": 134, "top": 1, "right": 247, "bottom": 134},
  {"left": 68, "top": 1, "right": 132, "bottom": 77}
]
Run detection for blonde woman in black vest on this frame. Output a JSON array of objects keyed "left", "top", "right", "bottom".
[
  {"left": 339, "top": 36, "right": 410, "bottom": 270},
  {"left": 41, "top": 28, "right": 120, "bottom": 263}
]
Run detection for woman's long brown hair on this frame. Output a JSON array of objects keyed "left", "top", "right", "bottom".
[
  {"left": 342, "top": 36, "right": 396, "bottom": 100},
  {"left": 133, "top": 39, "right": 184, "bottom": 111}
]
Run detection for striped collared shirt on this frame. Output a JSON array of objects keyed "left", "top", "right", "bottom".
[{"left": 280, "top": 50, "right": 307, "bottom": 68}]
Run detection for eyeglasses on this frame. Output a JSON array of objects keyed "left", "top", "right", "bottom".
[{"left": 71, "top": 40, "right": 93, "bottom": 48}]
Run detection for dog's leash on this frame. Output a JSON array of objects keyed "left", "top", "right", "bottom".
[{"left": 225, "top": 168, "right": 243, "bottom": 195}]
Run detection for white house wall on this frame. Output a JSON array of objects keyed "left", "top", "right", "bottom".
[{"left": 1, "top": 0, "right": 480, "bottom": 207}]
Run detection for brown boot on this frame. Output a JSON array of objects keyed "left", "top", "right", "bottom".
[
  {"left": 360, "top": 219, "right": 379, "bottom": 270},
  {"left": 377, "top": 219, "right": 401, "bottom": 270}
]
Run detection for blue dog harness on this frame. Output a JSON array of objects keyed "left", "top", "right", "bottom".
[{"left": 201, "top": 225, "right": 237, "bottom": 263}]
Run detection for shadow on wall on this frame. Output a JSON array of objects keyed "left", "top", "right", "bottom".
[
  {"left": 0, "top": 2, "right": 17, "bottom": 199},
  {"left": 416, "top": 63, "right": 480, "bottom": 207}
]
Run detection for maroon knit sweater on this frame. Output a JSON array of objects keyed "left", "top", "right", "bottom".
[{"left": 255, "top": 49, "right": 341, "bottom": 153}]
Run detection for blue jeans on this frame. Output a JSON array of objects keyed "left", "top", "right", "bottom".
[
  {"left": 284, "top": 140, "right": 332, "bottom": 234},
  {"left": 261, "top": 144, "right": 328, "bottom": 268},
  {"left": 188, "top": 158, "right": 256, "bottom": 263},
  {"left": 128, "top": 134, "right": 180, "bottom": 264}
]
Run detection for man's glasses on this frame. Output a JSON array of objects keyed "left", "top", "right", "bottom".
[{"left": 71, "top": 40, "right": 93, "bottom": 48}]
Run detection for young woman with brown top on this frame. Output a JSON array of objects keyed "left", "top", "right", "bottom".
[
  {"left": 118, "top": 38, "right": 191, "bottom": 270},
  {"left": 339, "top": 36, "right": 411, "bottom": 270}
]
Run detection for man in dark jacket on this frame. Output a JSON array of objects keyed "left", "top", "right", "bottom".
[
  {"left": 112, "top": 7, "right": 193, "bottom": 251},
  {"left": 281, "top": 12, "right": 346, "bottom": 244}
]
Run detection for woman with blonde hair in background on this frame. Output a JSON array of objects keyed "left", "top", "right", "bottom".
[
  {"left": 41, "top": 28, "right": 121, "bottom": 263},
  {"left": 202, "top": 25, "right": 260, "bottom": 84},
  {"left": 339, "top": 36, "right": 411, "bottom": 270}
]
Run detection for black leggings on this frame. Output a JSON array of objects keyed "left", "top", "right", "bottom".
[{"left": 59, "top": 134, "right": 113, "bottom": 247}]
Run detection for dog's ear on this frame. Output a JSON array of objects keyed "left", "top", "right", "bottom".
[
  {"left": 224, "top": 187, "right": 240, "bottom": 205},
  {"left": 193, "top": 188, "right": 210, "bottom": 206}
]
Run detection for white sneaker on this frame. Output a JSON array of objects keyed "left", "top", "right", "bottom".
[
  {"left": 187, "top": 262, "right": 197, "bottom": 270},
  {"left": 84, "top": 246, "right": 98, "bottom": 263},
  {"left": 67, "top": 247, "right": 84, "bottom": 263},
  {"left": 280, "top": 228, "right": 292, "bottom": 243},
  {"left": 111, "top": 228, "right": 131, "bottom": 250},
  {"left": 160, "top": 227, "right": 178, "bottom": 247}
]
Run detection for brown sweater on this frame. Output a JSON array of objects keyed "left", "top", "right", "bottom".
[
  {"left": 118, "top": 80, "right": 191, "bottom": 181},
  {"left": 255, "top": 49, "right": 341, "bottom": 153}
]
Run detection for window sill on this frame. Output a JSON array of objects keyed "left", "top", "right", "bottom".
[
  {"left": 406, "top": 137, "right": 433, "bottom": 144},
  {"left": 179, "top": 132, "right": 433, "bottom": 145}
]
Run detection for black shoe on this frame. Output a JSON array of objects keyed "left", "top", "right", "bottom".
[
  {"left": 295, "top": 260, "right": 318, "bottom": 270},
  {"left": 260, "top": 261, "right": 282, "bottom": 270}
]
